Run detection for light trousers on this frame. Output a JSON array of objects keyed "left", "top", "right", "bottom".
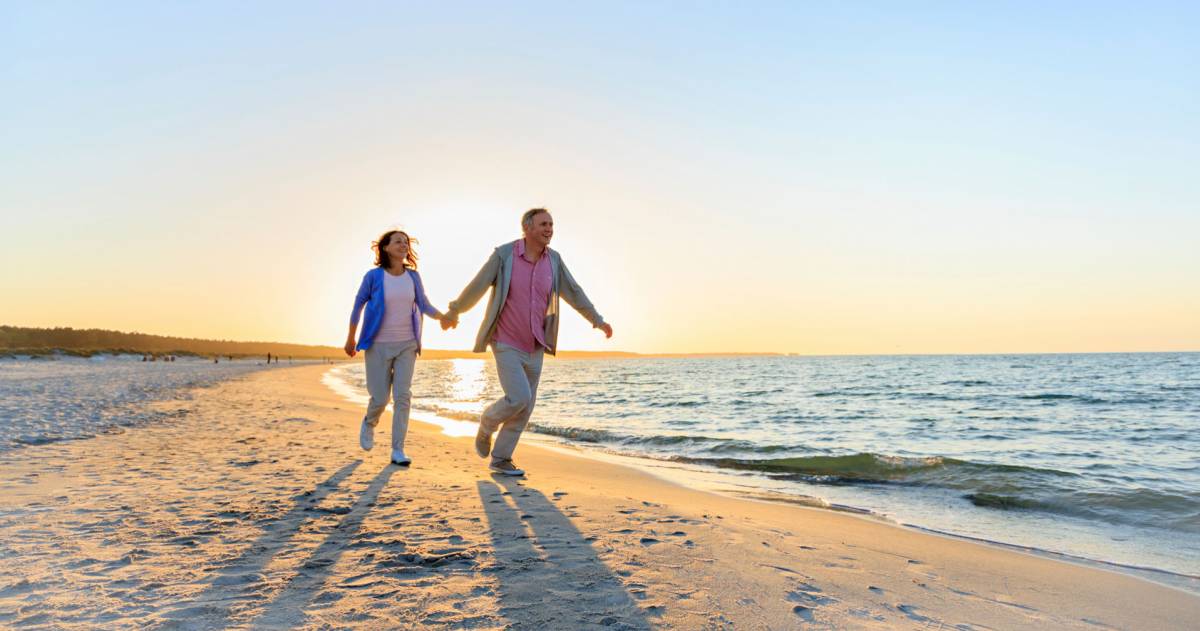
[
  {"left": 481, "top": 342, "right": 545, "bottom": 461},
  {"left": 362, "top": 339, "right": 418, "bottom": 451}
]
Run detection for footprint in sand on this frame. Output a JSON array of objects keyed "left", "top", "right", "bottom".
[
  {"left": 788, "top": 585, "right": 837, "bottom": 607},
  {"left": 896, "top": 603, "right": 932, "bottom": 623},
  {"left": 792, "top": 605, "right": 815, "bottom": 621}
]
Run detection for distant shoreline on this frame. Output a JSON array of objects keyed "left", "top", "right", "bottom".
[
  {"left": 0, "top": 325, "right": 788, "bottom": 361},
  {"left": 0, "top": 346, "right": 786, "bottom": 361},
  {"left": 5, "top": 325, "right": 1193, "bottom": 359}
]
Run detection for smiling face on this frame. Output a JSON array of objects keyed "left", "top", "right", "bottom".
[
  {"left": 375, "top": 230, "right": 415, "bottom": 270},
  {"left": 522, "top": 210, "right": 553, "bottom": 248},
  {"left": 384, "top": 232, "right": 410, "bottom": 263}
]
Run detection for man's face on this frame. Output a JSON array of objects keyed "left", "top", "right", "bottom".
[{"left": 524, "top": 212, "right": 553, "bottom": 247}]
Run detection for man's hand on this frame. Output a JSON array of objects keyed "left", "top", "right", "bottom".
[
  {"left": 598, "top": 323, "right": 613, "bottom": 339},
  {"left": 343, "top": 339, "right": 357, "bottom": 357}
]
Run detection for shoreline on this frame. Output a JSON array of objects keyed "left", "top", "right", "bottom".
[
  {"left": 322, "top": 361, "right": 1200, "bottom": 593},
  {"left": 438, "top": 415, "right": 1200, "bottom": 597},
  {"left": 1, "top": 364, "right": 1197, "bottom": 629}
]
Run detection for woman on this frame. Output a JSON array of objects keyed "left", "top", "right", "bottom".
[{"left": 345, "top": 229, "right": 449, "bottom": 466}]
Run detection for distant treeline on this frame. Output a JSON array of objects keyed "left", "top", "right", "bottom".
[
  {"left": 2, "top": 325, "right": 780, "bottom": 361},
  {"left": 1, "top": 326, "right": 343, "bottom": 359}
]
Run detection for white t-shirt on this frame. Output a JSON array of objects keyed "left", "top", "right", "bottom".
[{"left": 375, "top": 270, "right": 416, "bottom": 343}]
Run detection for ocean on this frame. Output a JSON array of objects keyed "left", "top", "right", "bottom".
[{"left": 328, "top": 352, "right": 1200, "bottom": 584}]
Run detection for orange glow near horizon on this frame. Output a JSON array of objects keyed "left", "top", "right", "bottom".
[{"left": 3, "top": 6, "right": 1199, "bottom": 355}]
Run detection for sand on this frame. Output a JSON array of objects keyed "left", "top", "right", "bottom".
[{"left": 0, "top": 364, "right": 1197, "bottom": 630}]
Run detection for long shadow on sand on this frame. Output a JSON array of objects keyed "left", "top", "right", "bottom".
[
  {"left": 479, "top": 477, "right": 651, "bottom": 630},
  {"left": 247, "top": 463, "right": 398, "bottom": 628},
  {"left": 155, "top": 461, "right": 369, "bottom": 629}
]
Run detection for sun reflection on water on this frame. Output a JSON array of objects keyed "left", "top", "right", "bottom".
[{"left": 450, "top": 359, "right": 487, "bottom": 402}]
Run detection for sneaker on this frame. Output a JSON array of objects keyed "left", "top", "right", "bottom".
[
  {"left": 390, "top": 448, "right": 411, "bottom": 466},
  {"left": 474, "top": 424, "right": 492, "bottom": 459},
  {"left": 359, "top": 419, "right": 374, "bottom": 451},
  {"left": 489, "top": 459, "right": 525, "bottom": 477}
]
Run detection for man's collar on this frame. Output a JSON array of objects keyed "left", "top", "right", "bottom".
[{"left": 514, "top": 238, "right": 549, "bottom": 261}]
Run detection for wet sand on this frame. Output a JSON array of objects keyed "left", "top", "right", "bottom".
[{"left": 1, "top": 365, "right": 1196, "bottom": 629}]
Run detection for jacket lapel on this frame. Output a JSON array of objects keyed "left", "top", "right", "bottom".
[{"left": 498, "top": 245, "right": 514, "bottom": 307}]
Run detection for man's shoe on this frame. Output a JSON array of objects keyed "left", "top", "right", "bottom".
[
  {"left": 359, "top": 419, "right": 374, "bottom": 451},
  {"left": 390, "top": 448, "right": 411, "bottom": 466},
  {"left": 489, "top": 459, "right": 525, "bottom": 477},
  {"left": 474, "top": 424, "right": 492, "bottom": 459}
]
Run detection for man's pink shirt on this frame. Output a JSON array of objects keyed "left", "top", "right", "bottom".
[{"left": 493, "top": 239, "right": 553, "bottom": 353}]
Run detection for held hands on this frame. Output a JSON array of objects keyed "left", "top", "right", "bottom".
[{"left": 440, "top": 313, "right": 459, "bottom": 331}]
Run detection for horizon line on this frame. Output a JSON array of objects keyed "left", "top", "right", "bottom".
[{"left": 3, "top": 324, "right": 1196, "bottom": 358}]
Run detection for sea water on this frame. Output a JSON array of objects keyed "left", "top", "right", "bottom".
[{"left": 329, "top": 352, "right": 1200, "bottom": 584}]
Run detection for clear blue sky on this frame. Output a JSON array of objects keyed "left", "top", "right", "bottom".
[{"left": 3, "top": 2, "right": 1197, "bottom": 353}]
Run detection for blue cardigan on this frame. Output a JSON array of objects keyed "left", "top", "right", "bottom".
[{"left": 350, "top": 267, "right": 440, "bottom": 353}]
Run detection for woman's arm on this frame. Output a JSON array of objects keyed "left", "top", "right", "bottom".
[
  {"left": 346, "top": 272, "right": 372, "bottom": 356},
  {"left": 344, "top": 322, "right": 359, "bottom": 357},
  {"left": 412, "top": 271, "right": 445, "bottom": 320}
]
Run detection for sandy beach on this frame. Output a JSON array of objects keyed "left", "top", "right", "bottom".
[{"left": 1, "top": 364, "right": 1197, "bottom": 630}]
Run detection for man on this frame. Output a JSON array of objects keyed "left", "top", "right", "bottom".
[{"left": 443, "top": 208, "right": 613, "bottom": 476}]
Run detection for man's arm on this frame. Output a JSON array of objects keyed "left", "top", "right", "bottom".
[
  {"left": 445, "top": 249, "right": 502, "bottom": 319},
  {"left": 558, "top": 257, "right": 612, "bottom": 337}
]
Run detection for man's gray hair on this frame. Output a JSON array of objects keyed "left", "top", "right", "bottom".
[{"left": 521, "top": 208, "right": 550, "bottom": 231}]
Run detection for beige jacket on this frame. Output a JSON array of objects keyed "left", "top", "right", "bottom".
[{"left": 446, "top": 241, "right": 605, "bottom": 355}]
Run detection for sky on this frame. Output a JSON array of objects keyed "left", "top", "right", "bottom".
[{"left": 2, "top": 2, "right": 1198, "bottom": 354}]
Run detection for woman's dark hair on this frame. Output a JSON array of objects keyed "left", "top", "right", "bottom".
[{"left": 373, "top": 230, "right": 419, "bottom": 270}]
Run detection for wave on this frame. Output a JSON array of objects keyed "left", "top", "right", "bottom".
[
  {"left": 527, "top": 424, "right": 791, "bottom": 455},
  {"left": 1015, "top": 393, "right": 1110, "bottom": 404},
  {"left": 737, "top": 388, "right": 785, "bottom": 397},
  {"left": 672, "top": 452, "right": 1200, "bottom": 531},
  {"left": 645, "top": 399, "right": 707, "bottom": 408},
  {"left": 673, "top": 452, "right": 960, "bottom": 482},
  {"left": 811, "top": 390, "right": 884, "bottom": 398},
  {"left": 965, "top": 493, "right": 1046, "bottom": 510},
  {"left": 529, "top": 424, "right": 622, "bottom": 444},
  {"left": 411, "top": 404, "right": 479, "bottom": 423}
]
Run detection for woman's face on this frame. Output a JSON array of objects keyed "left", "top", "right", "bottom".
[{"left": 384, "top": 233, "right": 410, "bottom": 263}]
